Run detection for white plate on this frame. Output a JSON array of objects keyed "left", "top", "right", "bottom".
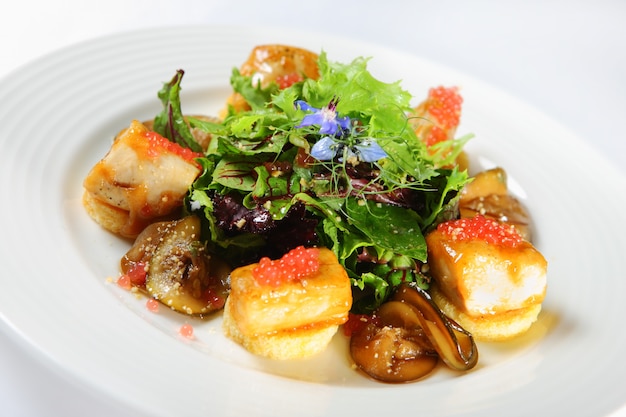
[{"left": 1, "top": 26, "right": 625, "bottom": 417}]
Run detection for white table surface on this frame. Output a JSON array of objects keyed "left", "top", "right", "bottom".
[{"left": 1, "top": 1, "right": 624, "bottom": 416}]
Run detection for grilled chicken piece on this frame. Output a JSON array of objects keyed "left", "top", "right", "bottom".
[{"left": 83, "top": 120, "right": 202, "bottom": 238}]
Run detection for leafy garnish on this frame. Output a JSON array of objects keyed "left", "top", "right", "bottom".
[
  {"left": 229, "top": 68, "right": 279, "bottom": 111},
  {"left": 153, "top": 70, "right": 202, "bottom": 152},
  {"left": 177, "top": 51, "right": 472, "bottom": 312},
  {"left": 345, "top": 198, "right": 427, "bottom": 261}
]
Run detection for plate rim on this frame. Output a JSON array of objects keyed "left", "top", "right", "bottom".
[{"left": 1, "top": 24, "right": 625, "bottom": 417}]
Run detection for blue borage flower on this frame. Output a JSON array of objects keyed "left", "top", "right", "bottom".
[
  {"left": 310, "top": 136, "right": 388, "bottom": 163},
  {"left": 296, "top": 97, "right": 351, "bottom": 136},
  {"left": 309, "top": 136, "right": 340, "bottom": 161},
  {"left": 296, "top": 97, "right": 387, "bottom": 163},
  {"left": 350, "top": 138, "right": 388, "bottom": 162}
]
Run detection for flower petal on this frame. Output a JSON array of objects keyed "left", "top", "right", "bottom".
[
  {"left": 295, "top": 100, "right": 317, "bottom": 112},
  {"left": 337, "top": 116, "right": 351, "bottom": 131},
  {"left": 318, "top": 119, "right": 339, "bottom": 135},
  {"left": 310, "top": 136, "right": 338, "bottom": 161},
  {"left": 298, "top": 113, "right": 325, "bottom": 128},
  {"left": 353, "top": 139, "right": 388, "bottom": 162}
]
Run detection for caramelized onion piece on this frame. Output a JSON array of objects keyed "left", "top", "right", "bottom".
[
  {"left": 350, "top": 301, "right": 439, "bottom": 383},
  {"left": 459, "top": 167, "right": 508, "bottom": 202},
  {"left": 122, "top": 216, "right": 231, "bottom": 316},
  {"left": 459, "top": 167, "right": 532, "bottom": 241},
  {"left": 121, "top": 221, "right": 166, "bottom": 273},
  {"left": 148, "top": 216, "right": 230, "bottom": 316},
  {"left": 460, "top": 194, "right": 531, "bottom": 241},
  {"left": 393, "top": 283, "right": 478, "bottom": 371}
]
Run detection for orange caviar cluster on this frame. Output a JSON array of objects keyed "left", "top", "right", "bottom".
[
  {"left": 143, "top": 130, "right": 202, "bottom": 162},
  {"left": 253, "top": 246, "right": 321, "bottom": 286},
  {"left": 425, "top": 86, "right": 463, "bottom": 146},
  {"left": 437, "top": 214, "right": 523, "bottom": 247},
  {"left": 275, "top": 72, "right": 303, "bottom": 89}
]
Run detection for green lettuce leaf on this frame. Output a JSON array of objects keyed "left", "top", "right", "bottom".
[
  {"left": 345, "top": 198, "right": 427, "bottom": 261},
  {"left": 153, "top": 70, "right": 202, "bottom": 152},
  {"left": 229, "top": 68, "right": 278, "bottom": 111}
]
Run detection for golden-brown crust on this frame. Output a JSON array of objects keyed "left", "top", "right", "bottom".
[
  {"left": 223, "top": 247, "right": 352, "bottom": 360},
  {"left": 430, "top": 283, "right": 542, "bottom": 342},
  {"left": 239, "top": 45, "right": 320, "bottom": 82},
  {"left": 82, "top": 191, "right": 130, "bottom": 236},
  {"left": 222, "top": 297, "right": 340, "bottom": 360}
]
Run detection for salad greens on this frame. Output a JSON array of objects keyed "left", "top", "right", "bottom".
[{"left": 153, "top": 51, "right": 472, "bottom": 313}]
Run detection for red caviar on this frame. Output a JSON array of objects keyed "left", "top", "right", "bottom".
[
  {"left": 252, "top": 246, "right": 321, "bottom": 287},
  {"left": 201, "top": 288, "right": 226, "bottom": 310},
  {"left": 116, "top": 274, "right": 132, "bottom": 290},
  {"left": 425, "top": 86, "right": 463, "bottom": 146},
  {"left": 117, "top": 263, "right": 146, "bottom": 290},
  {"left": 179, "top": 323, "right": 194, "bottom": 339},
  {"left": 275, "top": 73, "right": 303, "bottom": 89},
  {"left": 143, "top": 130, "right": 202, "bottom": 163},
  {"left": 437, "top": 214, "right": 523, "bottom": 247},
  {"left": 425, "top": 126, "right": 447, "bottom": 147},
  {"left": 125, "top": 262, "right": 147, "bottom": 286},
  {"left": 146, "top": 298, "right": 160, "bottom": 313}
]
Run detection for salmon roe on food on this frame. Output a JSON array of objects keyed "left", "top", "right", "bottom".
[
  {"left": 125, "top": 262, "right": 147, "bottom": 286},
  {"left": 143, "top": 130, "right": 202, "bottom": 163},
  {"left": 427, "top": 86, "right": 462, "bottom": 129},
  {"left": 146, "top": 298, "right": 160, "bottom": 313},
  {"left": 425, "top": 86, "right": 463, "bottom": 146},
  {"left": 438, "top": 214, "right": 523, "bottom": 247},
  {"left": 179, "top": 323, "right": 194, "bottom": 339},
  {"left": 252, "top": 246, "right": 321, "bottom": 287},
  {"left": 275, "top": 73, "right": 303, "bottom": 89},
  {"left": 116, "top": 274, "right": 132, "bottom": 290}
]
